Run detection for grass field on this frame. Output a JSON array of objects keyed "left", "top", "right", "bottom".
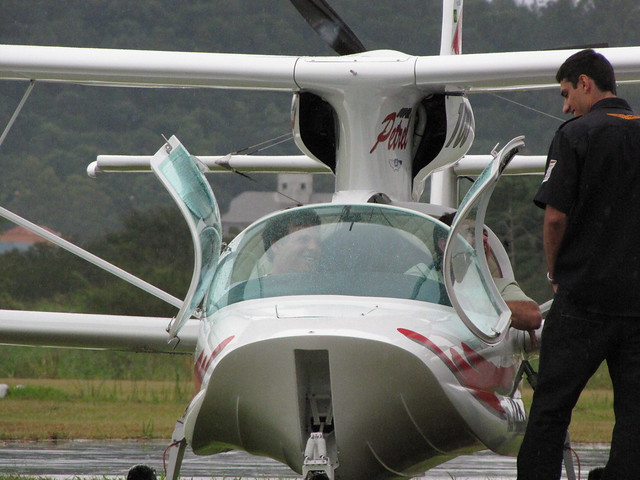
[
  {"left": 0, "top": 376, "right": 614, "bottom": 443},
  {"left": 0, "top": 378, "right": 194, "bottom": 440}
]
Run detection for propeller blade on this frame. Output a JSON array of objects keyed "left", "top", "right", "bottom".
[{"left": 290, "top": 0, "right": 366, "bottom": 55}]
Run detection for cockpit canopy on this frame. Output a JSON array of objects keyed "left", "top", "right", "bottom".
[{"left": 206, "top": 204, "right": 454, "bottom": 313}]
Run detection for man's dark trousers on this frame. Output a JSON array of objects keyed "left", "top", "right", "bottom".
[{"left": 517, "top": 288, "right": 640, "bottom": 480}]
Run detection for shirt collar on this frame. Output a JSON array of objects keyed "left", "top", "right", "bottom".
[{"left": 590, "top": 97, "right": 632, "bottom": 113}]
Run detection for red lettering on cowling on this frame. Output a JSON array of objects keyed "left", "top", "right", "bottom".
[
  {"left": 370, "top": 110, "right": 411, "bottom": 154},
  {"left": 370, "top": 112, "right": 396, "bottom": 153}
]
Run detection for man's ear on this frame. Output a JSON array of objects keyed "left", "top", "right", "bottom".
[
  {"left": 579, "top": 74, "right": 593, "bottom": 92},
  {"left": 438, "top": 237, "right": 446, "bottom": 253},
  {"left": 270, "top": 239, "right": 282, "bottom": 254}
]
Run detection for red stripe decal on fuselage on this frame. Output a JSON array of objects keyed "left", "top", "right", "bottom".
[
  {"left": 195, "top": 335, "right": 235, "bottom": 383},
  {"left": 398, "top": 328, "right": 514, "bottom": 415}
]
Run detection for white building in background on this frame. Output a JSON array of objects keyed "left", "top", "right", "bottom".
[{"left": 221, "top": 173, "right": 332, "bottom": 238}]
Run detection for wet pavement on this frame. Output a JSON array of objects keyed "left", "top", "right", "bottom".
[{"left": 0, "top": 440, "right": 611, "bottom": 479}]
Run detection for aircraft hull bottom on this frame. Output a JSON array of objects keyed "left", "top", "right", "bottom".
[{"left": 188, "top": 334, "right": 482, "bottom": 480}]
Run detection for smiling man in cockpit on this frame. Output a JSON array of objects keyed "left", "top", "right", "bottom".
[{"left": 262, "top": 210, "right": 322, "bottom": 275}]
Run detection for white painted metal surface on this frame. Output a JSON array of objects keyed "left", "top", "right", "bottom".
[
  {"left": 0, "top": 309, "right": 198, "bottom": 353},
  {"left": 2, "top": 44, "right": 640, "bottom": 92}
]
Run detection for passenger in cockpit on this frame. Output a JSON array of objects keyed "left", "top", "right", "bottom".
[
  {"left": 408, "top": 212, "right": 542, "bottom": 333},
  {"left": 447, "top": 213, "right": 542, "bottom": 333},
  {"left": 261, "top": 210, "right": 322, "bottom": 275}
]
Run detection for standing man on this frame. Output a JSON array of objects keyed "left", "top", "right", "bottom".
[{"left": 517, "top": 49, "right": 640, "bottom": 480}]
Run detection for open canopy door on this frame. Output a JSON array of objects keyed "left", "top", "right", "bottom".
[
  {"left": 151, "top": 136, "right": 222, "bottom": 339},
  {"left": 443, "top": 136, "right": 524, "bottom": 344}
]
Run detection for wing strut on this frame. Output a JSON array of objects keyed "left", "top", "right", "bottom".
[
  {"left": 0, "top": 79, "right": 35, "bottom": 149},
  {"left": 0, "top": 205, "right": 183, "bottom": 309}
]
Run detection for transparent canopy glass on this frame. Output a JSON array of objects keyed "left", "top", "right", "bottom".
[
  {"left": 442, "top": 136, "right": 523, "bottom": 343},
  {"left": 206, "top": 204, "right": 498, "bottom": 315}
]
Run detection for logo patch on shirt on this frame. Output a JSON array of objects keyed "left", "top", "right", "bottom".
[
  {"left": 607, "top": 113, "right": 640, "bottom": 120},
  {"left": 542, "top": 159, "right": 557, "bottom": 183}
]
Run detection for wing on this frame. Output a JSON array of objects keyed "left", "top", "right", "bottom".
[
  {"left": 2, "top": 44, "right": 640, "bottom": 93},
  {"left": 416, "top": 46, "right": 640, "bottom": 92},
  {"left": 0, "top": 45, "right": 298, "bottom": 90},
  {"left": 0, "top": 310, "right": 198, "bottom": 353}
]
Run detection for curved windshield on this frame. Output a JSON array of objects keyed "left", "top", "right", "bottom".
[{"left": 206, "top": 204, "right": 453, "bottom": 313}]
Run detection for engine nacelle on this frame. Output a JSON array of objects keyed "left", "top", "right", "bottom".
[
  {"left": 292, "top": 88, "right": 474, "bottom": 203},
  {"left": 412, "top": 93, "right": 475, "bottom": 199}
]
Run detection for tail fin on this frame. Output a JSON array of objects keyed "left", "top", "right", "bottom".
[{"left": 439, "top": 0, "right": 463, "bottom": 55}]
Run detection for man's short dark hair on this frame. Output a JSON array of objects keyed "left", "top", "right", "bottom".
[
  {"left": 555, "top": 48, "right": 617, "bottom": 94},
  {"left": 434, "top": 211, "right": 455, "bottom": 244},
  {"left": 431, "top": 211, "right": 456, "bottom": 265},
  {"left": 262, "top": 209, "right": 321, "bottom": 251}
]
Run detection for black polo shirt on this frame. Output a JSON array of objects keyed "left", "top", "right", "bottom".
[{"left": 534, "top": 97, "right": 640, "bottom": 315}]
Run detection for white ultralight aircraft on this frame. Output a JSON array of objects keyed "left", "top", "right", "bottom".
[{"left": 1, "top": 1, "right": 640, "bottom": 479}]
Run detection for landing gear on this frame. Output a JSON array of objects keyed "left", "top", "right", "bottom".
[
  {"left": 303, "top": 432, "right": 337, "bottom": 480},
  {"left": 164, "top": 417, "right": 187, "bottom": 480},
  {"left": 562, "top": 431, "right": 577, "bottom": 480},
  {"left": 306, "top": 472, "right": 331, "bottom": 480}
]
